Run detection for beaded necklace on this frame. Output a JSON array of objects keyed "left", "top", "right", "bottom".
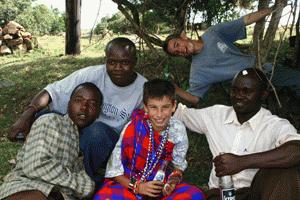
[{"left": 130, "top": 119, "right": 169, "bottom": 182}]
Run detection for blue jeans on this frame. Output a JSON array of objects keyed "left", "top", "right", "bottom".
[
  {"left": 79, "top": 121, "right": 119, "bottom": 182},
  {"left": 36, "top": 110, "right": 119, "bottom": 182}
]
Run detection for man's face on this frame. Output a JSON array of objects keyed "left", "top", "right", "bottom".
[
  {"left": 167, "top": 36, "right": 196, "bottom": 57},
  {"left": 106, "top": 46, "right": 136, "bottom": 87},
  {"left": 68, "top": 87, "right": 101, "bottom": 128},
  {"left": 144, "top": 96, "right": 176, "bottom": 132},
  {"left": 230, "top": 75, "right": 264, "bottom": 117}
]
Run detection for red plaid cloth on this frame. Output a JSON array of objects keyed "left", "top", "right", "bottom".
[
  {"left": 94, "top": 181, "right": 205, "bottom": 200},
  {"left": 121, "top": 109, "right": 174, "bottom": 181},
  {"left": 94, "top": 109, "right": 205, "bottom": 200}
]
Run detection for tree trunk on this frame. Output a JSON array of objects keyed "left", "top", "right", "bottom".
[
  {"left": 260, "top": 1, "right": 285, "bottom": 64},
  {"left": 289, "top": 0, "right": 298, "bottom": 37},
  {"left": 294, "top": 7, "right": 300, "bottom": 68},
  {"left": 174, "top": 0, "right": 192, "bottom": 34},
  {"left": 65, "top": 0, "right": 81, "bottom": 55},
  {"left": 252, "top": 0, "right": 270, "bottom": 68}
]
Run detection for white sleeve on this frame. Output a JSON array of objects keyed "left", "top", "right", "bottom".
[
  {"left": 274, "top": 119, "right": 300, "bottom": 147},
  {"left": 174, "top": 103, "right": 208, "bottom": 134},
  {"left": 104, "top": 123, "right": 130, "bottom": 178},
  {"left": 171, "top": 120, "right": 189, "bottom": 171},
  {"left": 44, "top": 65, "right": 102, "bottom": 114}
]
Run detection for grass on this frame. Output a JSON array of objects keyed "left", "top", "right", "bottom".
[{"left": 0, "top": 141, "right": 21, "bottom": 181}]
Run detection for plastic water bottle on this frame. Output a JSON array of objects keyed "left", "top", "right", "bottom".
[
  {"left": 153, "top": 160, "right": 168, "bottom": 182},
  {"left": 219, "top": 175, "right": 235, "bottom": 200}
]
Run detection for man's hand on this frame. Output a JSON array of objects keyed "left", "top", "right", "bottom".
[
  {"left": 213, "top": 153, "right": 245, "bottom": 177},
  {"left": 9, "top": 90, "right": 51, "bottom": 141},
  {"left": 137, "top": 181, "right": 164, "bottom": 197},
  {"left": 9, "top": 108, "right": 36, "bottom": 141},
  {"left": 275, "top": 0, "right": 287, "bottom": 8},
  {"left": 271, "top": 0, "right": 288, "bottom": 14}
]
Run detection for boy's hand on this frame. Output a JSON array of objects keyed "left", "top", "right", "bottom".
[{"left": 137, "top": 181, "right": 164, "bottom": 197}]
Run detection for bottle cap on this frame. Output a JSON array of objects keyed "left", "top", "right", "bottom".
[
  {"left": 16, "top": 132, "right": 25, "bottom": 142},
  {"left": 219, "top": 175, "right": 234, "bottom": 188}
]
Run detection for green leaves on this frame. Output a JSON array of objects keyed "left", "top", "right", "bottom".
[
  {"left": 1, "top": 1, "right": 65, "bottom": 36},
  {"left": 0, "top": 0, "right": 32, "bottom": 21}
]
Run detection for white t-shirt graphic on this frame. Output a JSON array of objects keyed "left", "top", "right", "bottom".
[{"left": 45, "top": 65, "right": 147, "bottom": 133}]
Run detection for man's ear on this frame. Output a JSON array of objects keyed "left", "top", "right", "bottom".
[
  {"left": 132, "top": 54, "right": 137, "bottom": 63},
  {"left": 261, "top": 90, "right": 269, "bottom": 101}
]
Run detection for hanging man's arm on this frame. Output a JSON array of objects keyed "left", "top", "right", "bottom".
[
  {"left": 243, "top": 7, "right": 273, "bottom": 26},
  {"left": 243, "top": 0, "right": 287, "bottom": 26},
  {"left": 174, "top": 84, "right": 200, "bottom": 106}
]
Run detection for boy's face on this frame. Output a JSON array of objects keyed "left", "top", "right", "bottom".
[
  {"left": 68, "top": 87, "right": 101, "bottom": 128},
  {"left": 144, "top": 96, "right": 176, "bottom": 132}
]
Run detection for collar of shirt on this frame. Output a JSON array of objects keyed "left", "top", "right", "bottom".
[
  {"left": 224, "top": 107, "right": 264, "bottom": 131},
  {"left": 63, "top": 114, "right": 77, "bottom": 128}
]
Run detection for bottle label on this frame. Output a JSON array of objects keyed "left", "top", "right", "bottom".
[
  {"left": 153, "top": 170, "right": 165, "bottom": 181},
  {"left": 220, "top": 188, "right": 235, "bottom": 200}
]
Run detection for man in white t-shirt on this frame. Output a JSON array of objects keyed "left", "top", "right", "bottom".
[
  {"left": 175, "top": 68, "right": 300, "bottom": 199},
  {"left": 9, "top": 37, "right": 147, "bottom": 183}
]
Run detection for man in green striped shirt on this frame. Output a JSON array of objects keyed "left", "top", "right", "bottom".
[{"left": 0, "top": 82, "right": 102, "bottom": 200}]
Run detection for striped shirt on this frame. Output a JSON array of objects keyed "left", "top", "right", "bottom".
[{"left": 0, "top": 114, "right": 94, "bottom": 200}]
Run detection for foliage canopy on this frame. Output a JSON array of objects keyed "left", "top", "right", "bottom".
[
  {"left": 0, "top": 0, "right": 33, "bottom": 23},
  {"left": 0, "top": 0, "right": 65, "bottom": 35},
  {"left": 95, "top": 0, "right": 253, "bottom": 48}
]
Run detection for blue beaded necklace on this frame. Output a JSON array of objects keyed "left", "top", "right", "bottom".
[{"left": 130, "top": 119, "right": 170, "bottom": 182}]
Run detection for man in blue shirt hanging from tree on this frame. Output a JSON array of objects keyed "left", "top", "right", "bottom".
[{"left": 163, "top": 3, "right": 287, "bottom": 105}]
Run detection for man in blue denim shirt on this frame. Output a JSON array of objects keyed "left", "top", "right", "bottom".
[{"left": 163, "top": 6, "right": 279, "bottom": 105}]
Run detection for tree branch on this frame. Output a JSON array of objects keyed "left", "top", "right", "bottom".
[
  {"left": 261, "top": 1, "right": 286, "bottom": 63},
  {"left": 174, "top": 0, "right": 193, "bottom": 33},
  {"left": 113, "top": 1, "right": 161, "bottom": 55}
]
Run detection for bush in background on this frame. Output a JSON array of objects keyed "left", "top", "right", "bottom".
[{"left": 15, "top": 5, "right": 65, "bottom": 35}]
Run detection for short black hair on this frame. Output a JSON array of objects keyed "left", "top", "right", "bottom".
[
  {"left": 236, "top": 68, "right": 269, "bottom": 91},
  {"left": 162, "top": 33, "right": 181, "bottom": 56},
  {"left": 70, "top": 82, "right": 103, "bottom": 106},
  {"left": 143, "top": 79, "right": 175, "bottom": 104},
  {"left": 105, "top": 37, "right": 136, "bottom": 58}
]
